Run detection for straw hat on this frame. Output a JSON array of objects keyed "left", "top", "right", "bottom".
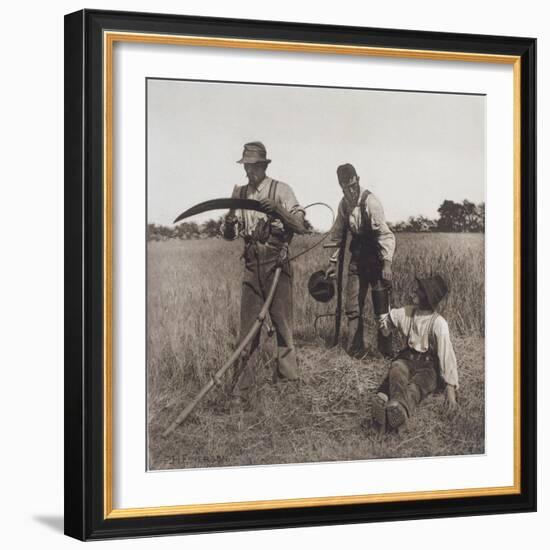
[{"left": 236, "top": 141, "right": 271, "bottom": 164}]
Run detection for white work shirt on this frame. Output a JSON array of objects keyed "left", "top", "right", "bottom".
[
  {"left": 329, "top": 186, "right": 396, "bottom": 262},
  {"left": 230, "top": 177, "right": 304, "bottom": 237},
  {"left": 380, "top": 305, "right": 459, "bottom": 388}
]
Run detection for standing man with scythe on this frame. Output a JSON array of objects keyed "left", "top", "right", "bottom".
[
  {"left": 326, "top": 163, "right": 396, "bottom": 358},
  {"left": 222, "top": 141, "right": 307, "bottom": 406}
]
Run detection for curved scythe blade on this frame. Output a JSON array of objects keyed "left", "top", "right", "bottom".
[{"left": 173, "top": 198, "right": 277, "bottom": 224}]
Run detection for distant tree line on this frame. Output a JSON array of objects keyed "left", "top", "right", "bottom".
[
  {"left": 147, "top": 216, "right": 221, "bottom": 241},
  {"left": 389, "top": 200, "right": 485, "bottom": 233},
  {"left": 147, "top": 216, "right": 315, "bottom": 241},
  {"left": 148, "top": 199, "right": 484, "bottom": 241}
]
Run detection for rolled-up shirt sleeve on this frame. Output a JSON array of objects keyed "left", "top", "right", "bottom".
[
  {"left": 378, "top": 306, "right": 406, "bottom": 336},
  {"left": 434, "top": 318, "right": 459, "bottom": 389},
  {"left": 378, "top": 313, "right": 393, "bottom": 336},
  {"left": 277, "top": 182, "right": 305, "bottom": 217},
  {"left": 366, "top": 194, "right": 396, "bottom": 262}
]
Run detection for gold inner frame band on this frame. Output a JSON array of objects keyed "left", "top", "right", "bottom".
[{"left": 103, "top": 30, "right": 522, "bottom": 519}]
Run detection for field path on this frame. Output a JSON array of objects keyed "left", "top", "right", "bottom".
[{"left": 148, "top": 336, "right": 484, "bottom": 470}]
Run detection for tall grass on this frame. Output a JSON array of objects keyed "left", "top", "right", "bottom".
[
  {"left": 147, "top": 233, "right": 485, "bottom": 469},
  {"left": 292, "top": 232, "right": 484, "bottom": 341}
]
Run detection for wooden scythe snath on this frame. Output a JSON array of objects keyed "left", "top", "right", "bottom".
[
  {"left": 163, "top": 266, "right": 282, "bottom": 436},
  {"left": 165, "top": 197, "right": 336, "bottom": 431},
  {"left": 321, "top": 226, "right": 347, "bottom": 348},
  {"left": 162, "top": 197, "right": 284, "bottom": 433},
  {"left": 333, "top": 226, "right": 347, "bottom": 347}
]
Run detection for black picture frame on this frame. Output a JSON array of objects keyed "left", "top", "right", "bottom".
[{"left": 64, "top": 9, "right": 536, "bottom": 541}]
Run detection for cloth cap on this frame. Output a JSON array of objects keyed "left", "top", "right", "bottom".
[
  {"left": 337, "top": 163, "right": 358, "bottom": 185},
  {"left": 308, "top": 270, "right": 335, "bottom": 303},
  {"left": 416, "top": 274, "right": 449, "bottom": 309},
  {"left": 237, "top": 141, "right": 271, "bottom": 164}
]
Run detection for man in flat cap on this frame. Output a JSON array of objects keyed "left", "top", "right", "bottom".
[
  {"left": 222, "top": 142, "right": 307, "bottom": 405},
  {"left": 326, "top": 163, "right": 396, "bottom": 358}
]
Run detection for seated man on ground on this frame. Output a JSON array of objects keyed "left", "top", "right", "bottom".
[{"left": 371, "top": 275, "right": 459, "bottom": 433}]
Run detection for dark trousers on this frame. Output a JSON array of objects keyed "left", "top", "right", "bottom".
[
  {"left": 378, "top": 352, "right": 438, "bottom": 416},
  {"left": 232, "top": 243, "right": 298, "bottom": 396},
  {"left": 345, "top": 256, "right": 391, "bottom": 356}
]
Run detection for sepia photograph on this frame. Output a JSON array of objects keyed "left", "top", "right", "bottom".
[
  {"left": 62, "top": 8, "right": 537, "bottom": 541},
  {"left": 146, "top": 77, "right": 486, "bottom": 471}
]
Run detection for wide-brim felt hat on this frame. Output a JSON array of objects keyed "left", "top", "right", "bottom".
[
  {"left": 416, "top": 274, "right": 449, "bottom": 309},
  {"left": 308, "top": 270, "right": 335, "bottom": 303},
  {"left": 237, "top": 141, "right": 271, "bottom": 164}
]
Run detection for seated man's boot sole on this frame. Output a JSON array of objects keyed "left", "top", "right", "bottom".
[
  {"left": 371, "top": 393, "right": 388, "bottom": 433},
  {"left": 386, "top": 400, "right": 408, "bottom": 430}
]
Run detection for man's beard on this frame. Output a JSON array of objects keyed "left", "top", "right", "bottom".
[
  {"left": 247, "top": 173, "right": 263, "bottom": 186},
  {"left": 344, "top": 188, "right": 360, "bottom": 207},
  {"left": 413, "top": 293, "right": 431, "bottom": 310}
]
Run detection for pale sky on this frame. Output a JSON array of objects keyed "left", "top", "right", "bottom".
[{"left": 147, "top": 78, "right": 485, "bottom": 231}]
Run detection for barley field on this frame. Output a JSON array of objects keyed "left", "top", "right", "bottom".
[{"left": 147, "top": 233, "right": 485, "bottom": 470}]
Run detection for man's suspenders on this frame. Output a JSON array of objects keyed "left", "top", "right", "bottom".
[
  {"left": 427, "top": 313, "right": 440, "bottom": 356},
  {"left": 239, "top": 185, "right": 248, "bottom": 232},
  {"left": 359, "top": 188, "right": 372, "bottom": 230},
  {"left": 268, "top": 179, "right": 279, "bottom": 202},
  {"left": 406, "top": 308, "right": 439, "bottom": 358},
  {"left": 239, "top": 179, "right": 279, "bottom": 201},
  {"left": 239, "top": 180, "right": 279, "bottom": 234}
]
